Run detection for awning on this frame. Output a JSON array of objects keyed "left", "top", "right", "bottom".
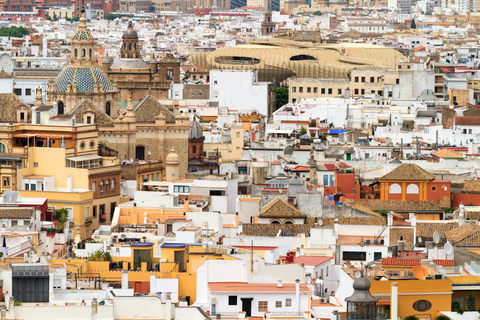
[
  {"left": 66, "top": 154, "right": 102, "bottom": 162},
  {"left": 0, "top": 155, "right": 22, "bottom": 161}
]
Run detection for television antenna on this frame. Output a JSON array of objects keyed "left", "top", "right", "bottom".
[
  {"left": 417, "top": 237, "right": 422, "bottom": 243},
  {"left": 354, "top": 271, "right": 362, "bottom": 279}
]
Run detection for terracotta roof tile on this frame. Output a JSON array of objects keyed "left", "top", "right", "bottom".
[
  {"left": 454, "top": 116, "right": 480, "bottom": 126},
  {"left": 381, "top": 258, "right": 455, "bottom": 266},
  {"left": 0, "top": 208, "right": 33, "bottom": 219},
  {"left": 379, "top": 163, "right": 434, "bottom": 181},
  {"left": 354, "top": 200, "right": 443, "bottom": 212},
  {"left": 260, "top": 198, "right": 306, "bottom": 218},
  {"left": 208, "top": 282, "right": 310, "bottom": 293},
  {"left": 462, "top": 180, "right": 480, "bottom": 193},
  {"left": 416, "top": 221, "right": 459, "bottom": 238},
  {"left": 446, "top": 222, "right": 480, "bottom": 245}
]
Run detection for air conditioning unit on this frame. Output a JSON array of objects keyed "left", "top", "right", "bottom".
[
  {"left": 152, "top": 263, "right": 160, "bottom": 271},
  {"left": 365, "top": 240, "right": 371, "bottom": 245},
  {"left": 434, "top": 274, "right": 443, "bottom": 280},
  {"left": 320, "top": 298, "right": 325, "bottom": 303},
  {"left": 373, "top": 240, "right": 379, "bottom": 245}
]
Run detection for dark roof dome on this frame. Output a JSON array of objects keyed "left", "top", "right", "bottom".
[
  {"left": 53, "top": 66, "right": 114, "bottom": 93},
  {"left": 353, "top": 277, "right": 371, "bottom": 291},
  {"left": 189, "top": 119, "right": 203, "bottom": 139},
  {"left": 124, "top": 21, "right": 137, "bottom": 36}
]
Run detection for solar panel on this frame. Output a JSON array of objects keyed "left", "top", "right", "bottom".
[
  {"left": 10, "top": 191, "right": 18, "bottom": 203},
  {"left": 3, "top": 191, "right": 11, "bottom": 203}
]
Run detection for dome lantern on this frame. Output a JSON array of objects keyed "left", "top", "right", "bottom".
[{"left": 345, "top": 277, "right": 378, "bottom": 320}]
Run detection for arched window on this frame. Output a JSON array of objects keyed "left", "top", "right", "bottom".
[
  {"left": 400, "top": 235, "right": 404, "bottom": 241},
  {"left": 105, "top": 180, "right": 109, "bottom": 191},
  {"left": 193, "top": 145, "right": 196, "bottom": 154},
  {"left": 271, "top": 220, "right": 281, "bottom": 224},
  {"left": 134, "top": 43, "right": 136, "bottom": 50},
  {"left": 284, "top": 220, "right": 293, "bottom": 224},
  {"left": 111, "top": 179, "right": 115, "bottom": 190},
  {"left": 200, "top": 146, "right": 202, "bottom": 155},
  {"left": 105, "top": 102, "right": 111, "bottom": 116},
  {"left": 89, "top": 49, "right": 92, "bottom": 59},
  {"left": 82, "top": 49, "right": 85, "bottom": 58},
  {"left": 0, "top": 143, "right": 6, "bottom": 153},
  {"left": 100, "top": 181, "right": 104, "bottom": 192},
  {"left": 389, "top": 183, "right": 402, "bottom": 194},
  {"left": 75, "top": 48, "right": 78, "bottom": 58},
  {"left": 58, "top": 101, "right": 64, "bottom": 115},
  {"left": 406, "top": 184, "right": 419, "bottom": 194},
  {"left": 128, "top": 43, "right": 131, "bottom": 50}
]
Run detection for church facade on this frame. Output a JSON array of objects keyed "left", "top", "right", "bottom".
[{"left": 101, "top": 21, "right": 181, "bottom": 101}]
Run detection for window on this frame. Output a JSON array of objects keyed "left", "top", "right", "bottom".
[
  {"left": 213, "top": 80, "right": 217, "bottom": 85},
  {"left": 361, "top": 89, "right": 365, "bottom": 95},
  {"left": 321, "top": 88, "right": 325, "bottom": 94},
  {"left": 276, "top": 301, "right": 282, "bottom": 308},
  {"left": 0, "top": 143, "right": 5, "bottom": 153},
  {"left": 12, "top": 220, "right": 18, "bottom": 226},
  {"left": 174, "top": 185, "right": 190, "bottom": 193},
  {"left": 432, "top": 186, "right": 436, "bottom": 192},
  {"left": 374, "top": 252, "right": 382, "bottom": 260},
  {"left": 406, "top": 184, "right": 419, "bottom": 194},
  {"left": 326, "top": 266, "right": 329, "bottom": 276},
  {"left": 258, "top": 301, "right": 268, "bottom": 312},
  {"left": 36, "top": 112, "right": 40, "bottom": 124},
  {"left": 299, "top": 87, "right": 303, "bottom": 93},
  {"left": 59, "top": 141, "right": 66, "bottom": 148},
  {"left": 469, "top": 129, "right": 473, "bottom": 134},
  {"left": 14, "top": 88, "right": 22, "bottom": 96},
  {"left": 20, "top": 112, "right": 25, "bottom": 121},
  {"left": 286, "top": 298, "right": 292, "bottom": 307},
  {"left": 389, "top": 183, "right": 401, "bottom": 194},
  {"left": 342, "top": 251, "right": 366, "bottom": 261},
  {"left": 25, "top": 88, "right": 32, "bottom": 96},
  {"left": 210, "top": 190, "right": 225, "bottom": 196},
  {"left": 111, "top": 179, "right": 115, "bottom": 190},
  {"left": 292, "top": 87, "right": 296, "bottom": 93},
  {"left": 365, "top": 153, "right": 369, "bottom": 159},
  {"left": 354, "top": 89, "right": 359, "bottom": 95},
  {"left": 238, "top": 166, "right": 247, "bottom": 175},
  {"left": 337, "top": 88, "right": 342, "bottom": 94},
  {"left": 33, "top": 162, "right": 38, "bottom": 167},
  {"left": 328, "top": 88, "right": 332, "bottom": 94},
  {"left": 85, "top": 206, "right": 90, "bottom": 220},
  {"left": 370, "top": 77, "right": 374, "bottom": 83},
  {"left": 3, "top": 177, "right": 9, "bottom": 187},
  {"left": 307, "top": 87, "right": 311, "bottom": 93},
  {"left": 30, "top": 184, "right": 36, "bottom": 191},
  {"left": 361, "top": 77, "right": 366, "bottom": 82},
  {"left": 90, "top": 141, "right": 95, "bottom": 149},
  {"left": 396, "top": 78, "right": 400, "bottom": 84},
  {"left": 355, "top": 76, "right": 359, "bottom": 83},
  {"left": 25, "top": 183, "right": 29, "bottom": 190},
  {"left": 228, "top": 296, "right": 237, "bottom": 305},
  {"left": 80, "top": 142, "right": 86, "bottom": 149},
  {"left": 93, "top": 205, "right": 97, "bottom": 218},
  {"left": 314, "top": 87, "right": 318, "bottom": 93}
]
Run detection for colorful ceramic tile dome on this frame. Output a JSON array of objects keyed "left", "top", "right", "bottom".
[
  {"left": 53, "top": 66, "right": 115, "bottom": 93},
  {"left": 72, "top": 28, "right": 94, "bottom": 41}
]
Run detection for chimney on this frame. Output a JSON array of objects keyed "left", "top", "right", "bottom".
[
  {"left": 91, "top": 298, "right": 98, "bottom": 320},
  {"left": 277, "top": 280, "right": 282, "bottom": 288},
  {"left": 121, "top": 269, "right": 128, "bottom": 289},
  {"left": 165, "top": 294, "right": 172, "bottom": 320},
  {"left": 391, "top": 282, "right": 398, "bottom": 320}
]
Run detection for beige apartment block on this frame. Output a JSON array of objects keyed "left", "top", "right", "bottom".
[
  {"left": 289, "top": 68, "right": 399, "bottom": 102},
  {"left": 46, "top": 8, "right": 74, "bottom": 19},
  {"left": 247, "top": 0, "right": 271, "bottom": 9},
  {"left": 119, "top": 0, "right": 151, "bottom": 12}
]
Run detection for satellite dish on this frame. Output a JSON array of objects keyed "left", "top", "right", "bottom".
[
  {"left": 354, "top": 271, "right": 362, "bottom": 279},
  {"left": 31, "top": 253, "right": 39, "bottom": 263},
  {"left": 318, "top": 219, "right": 323, "bottom": 226},
  {"left": 412, "top": 265, "right": 429, "bottom": 280},
  {"left": 418, "top": 237, "right": 423, "bottom": 243},
  {"left": 305, "top": 275, "right": 312, "bottom": 284},
  {"left": 444, "top": 241, "right": 453, "bottom": 255},
  {"left": 148, "top": 151, "right": 152, "bottom": 156},
  {"left": 433, "top": 231, "right": 440, "bottom": 244}
]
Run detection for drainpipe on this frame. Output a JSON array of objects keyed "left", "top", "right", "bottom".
[
  {"left": 391, "top": 282, "right": 398, "bottom": 320},
  {"left": 295, "top": 279, "right": 301, "bottom": 314}
]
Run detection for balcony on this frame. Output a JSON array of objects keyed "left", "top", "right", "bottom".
[{"left": 85, "top": 218, "right": 92, "bottom": 225}]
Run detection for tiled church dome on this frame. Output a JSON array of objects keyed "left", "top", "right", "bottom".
[{"left": 53, "top": 66, "right": 115, "bottom": 93}]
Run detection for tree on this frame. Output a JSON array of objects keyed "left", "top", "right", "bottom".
[
  {"left": 55, "top": 208, "right": 69, "bottom": 230},
  {"left": 313, "top": 11, "right": 322, "bottom": 15},
  {"left": 410, "top": 18, "right": 416, "bottom": 29},
  {"left": 300, "top": 126, "right": 307, "bottom": 136},
  {"left": 105, "top": 13, "right": 122, "bottom": 20},
  {"left": 0, "top": 26, "right": 31, "bottom": 38},
  {"left": 404, "top": 316, "right": 419, "bottom": 320},
  {"left": 276, "top": 87, "right": 289, "bottom": 110},
  {"left": 435, "top": 316, "right": 450, "bottom": 320}
]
